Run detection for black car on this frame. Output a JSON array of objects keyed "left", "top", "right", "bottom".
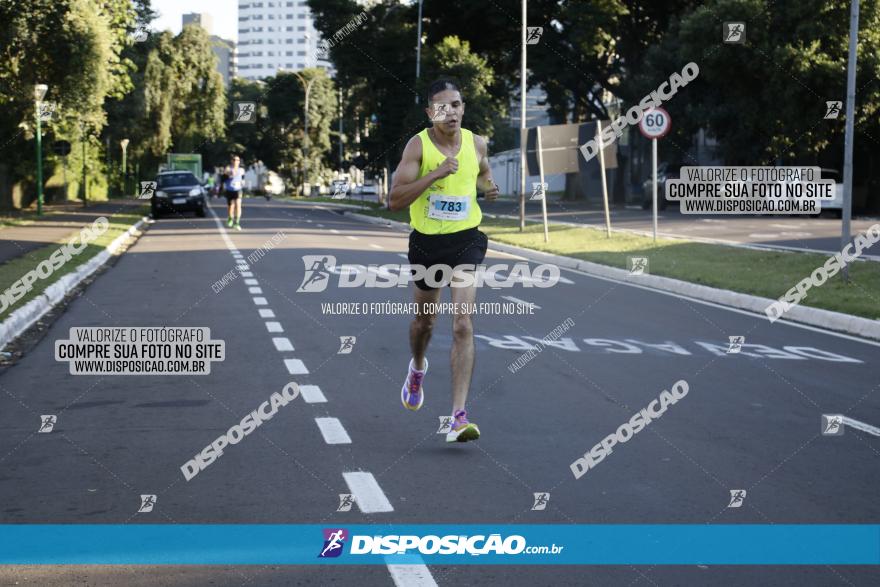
[{"left": 151, "top": 171, "right": 207, "bottom": 218}]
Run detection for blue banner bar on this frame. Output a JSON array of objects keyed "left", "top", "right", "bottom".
[{"left": 0, "top": 525, "right": 877, "bottom": 565}]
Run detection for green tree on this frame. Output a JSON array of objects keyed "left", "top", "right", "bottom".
[
  {"left": 0, "top": 0, "right": 118, "bottom": 205},
  {"left": 636, "top": 0, "right": 880, "bottom": 167}
]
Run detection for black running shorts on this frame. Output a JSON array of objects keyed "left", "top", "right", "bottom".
[
  {"left": 407, "top": 227, "right": 488, "bottom": 291},
  {"left": 225, "top": 190, "right": 241, "bottom": 202}
]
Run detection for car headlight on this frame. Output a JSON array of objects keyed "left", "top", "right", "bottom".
[
  {"left": 155, "top": 190, "right": 167, "bottom": 198},
  {"left": 189, "top": 187, "right": 201, "bottom": 196}
]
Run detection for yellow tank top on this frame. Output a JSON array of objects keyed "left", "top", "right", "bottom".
[{"left": 409, "top": 127, "right": 482, "bottom": 235}]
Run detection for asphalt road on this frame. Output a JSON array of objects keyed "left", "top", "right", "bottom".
[
  {"left": 480, "top": 198, "right": 880, "bottom": 257},
  {"left": 0, "top": 198, "right": 877, "bottom": 586}
]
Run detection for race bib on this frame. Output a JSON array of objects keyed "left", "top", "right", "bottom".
[{"left": 427, "top": 194, "right": 469, "bottom": 221}]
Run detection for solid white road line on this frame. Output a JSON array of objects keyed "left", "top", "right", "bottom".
[
  {"left": 501, "top": 296, "right": 541, "bottom": 309},
  {"left": 387, "top": 559, "right": 439, "bottom": 587},
  {"left": 253, "top": 297, "right": 268, "bottom": 305},
  {"left": 369, "top": 243, "right": 383, "bottom": 249},
  {"left": 272, "top": 337, "right": 294, "bottom": 351},
  {"left": 259, "top": 309, "right": 276, "bottom": 318},
  {"left": 298, "top": 384, "right": 327, "bottom": 403},
  {"left": 315, "top": 417, "right": 352, "bottom": 444},
  {"left": 245, "top": 278, "right": 259, "bottom": 285},
  {"left": 343, "top": 471, "right": 394, "bottom": 513},
  {"left": 558, "top": 265, "right": 880, "bottom": 348},
  {"left": 265, "top": 321, "right": 283, "bottom": 333},
  {"left": 843, "top": 416, "right": 880, "bottom": 437},
  {"left": 249, "top": 287, "right": 263, "bottom": 294},
  {"left": 284, "top": 358, "right": 309, "bottom": 374}
]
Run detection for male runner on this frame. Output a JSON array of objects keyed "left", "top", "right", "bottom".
[
  {"left": 224, "top": 155, "right": 245, "bottom": 230},
  {"left": 389, "top": 78, "right": 499, "bottom": 443}
]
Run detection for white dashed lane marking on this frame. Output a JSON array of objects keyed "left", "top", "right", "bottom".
[
  {"left": 272, "top": 337, "right": 294, "bottom": 351},
  {"left": 330, "top": 229, "right": 339, "bottom": 234},
  {"left": 265, "top": 322, "right": 283, "bottom": 333},
  {"left": 253, "top": 297, "right": 268, "bottom": 306},
  {"left": 249, "top": 287, "right": 263, "bottom": 294},
  {"left": 245, "top": 279, "right": 259, "bottom": 285},
  {"left": 387, "top": 559, "right": 439, "bottom": 587},
  {"left": 298, "top": 385, "right": 327, "bottom": 403},
  {"left": 284, "top": 359, "right": 309, "bottom": 374},
  {"left": 346, "top": 235, "right": 359, "bottom": 241},
  {"left": 315, "top": 417, "right": 352, "bottom": 444},
  {"left": 259, "top": 309, "right": 276, "bottom": 318},
  {"left": 343, "top": 472, "right": 394, "bottom": 513},
  {"left": 240, "top": 271, "right": 253, "bottom": 277},
  {"left": 369, "top": 243, "right": 383, "bottom": 249}
]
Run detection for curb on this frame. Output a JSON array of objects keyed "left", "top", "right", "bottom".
[
  {"left": 340, "top": 209, "right": 880, "bottom": 341},
  {"left": 0, "top": 217, "right": 150, "bottom": 349}
]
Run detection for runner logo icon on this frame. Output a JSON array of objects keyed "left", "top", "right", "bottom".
[
  {"left": 298, "top": 255, "right": 336, "bottom": 292},
  {"left": 319, "top": 528, "right": 348, "bottom": 558},
  {"left": 727, "top": 490, "right": 746, "bottom": 508},
  {"left": 38, "top": 415, "right": 57, "bottom": 433}
]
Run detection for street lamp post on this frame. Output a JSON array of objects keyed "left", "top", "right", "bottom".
[
  {"left": 120, "top": 139, "right": 129, "bottom": 196},
  {"left": 415, "top": 0, "right": 424, "bottom": 104},
  {"left": 293, "top": 72, "right": 316, "bottom": 197},
  {"left": 34, "top": 84, "right": 48, "bottom": 216},
  {"left": 79, "top": 121, "right": 88, "bottom": 207},
  {"left": 840, "top": 0, "right": 860, "bottom": 283}
]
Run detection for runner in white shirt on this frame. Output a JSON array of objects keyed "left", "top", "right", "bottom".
[{"left": 224, "top": 155, "right": 245, "bottom": 230}]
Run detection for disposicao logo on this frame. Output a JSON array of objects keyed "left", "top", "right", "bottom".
[{"left": 319, "top": 528, "right": 348, "bottom": 558}]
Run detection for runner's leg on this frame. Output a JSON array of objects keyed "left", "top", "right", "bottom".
[
  {"left": 410, "top": 285, "right": 440, "bottom": 370},
  {"left": 449, "top": 273, "right": 477, "bottom": 413}
]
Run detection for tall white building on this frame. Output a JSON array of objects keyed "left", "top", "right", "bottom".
[{"left": 237, "top": 0, "right": 329, "bottom": 79}]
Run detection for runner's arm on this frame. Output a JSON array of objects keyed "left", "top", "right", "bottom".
[
  {"left": 474, "top": 134, "right": 499, "bottom": 200},
  {"left": 389, "top": 137, "right": 439, "bottom": 211}
]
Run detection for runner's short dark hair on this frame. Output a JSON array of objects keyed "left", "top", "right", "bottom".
[{"left": 427, "top": 78, "right": 462, "bottom": 102}]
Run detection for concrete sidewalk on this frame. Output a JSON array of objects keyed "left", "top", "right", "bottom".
[{"left": 0, "top": 199, "right": 143, "bottom": 265}]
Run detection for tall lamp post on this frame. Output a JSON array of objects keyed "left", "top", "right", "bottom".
[
  {"left": 34, "top": 84, "right": 48, "bottom": 216},
  {"left": 415, "top": 0, "right": 423, "bottom": 104},
  {"left": 293, "top": 72, "right": 316, "bottom": 197},
  {"left": 120, "top": 139, "right": 129, "bottom": 196}
]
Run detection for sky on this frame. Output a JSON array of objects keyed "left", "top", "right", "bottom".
[{"left": 150, "top": 0, "right": 239, "bottom": 41}]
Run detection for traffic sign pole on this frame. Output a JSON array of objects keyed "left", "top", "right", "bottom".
[
  {"left": 536, "top": 126, "right": 550, "bottom": 242},
  {"left": 638, "top": 107, "right": 671, "bottom": 244},
  {"left": 596, "top": 120, "right": 612, "bottom": 238},
  {"left": 652, "top": 138, "right": 658, "bottom": 242}
]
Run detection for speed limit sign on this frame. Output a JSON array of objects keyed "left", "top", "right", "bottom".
[{"left": 639, "top": 107, "right": 671, "bottom": 139}]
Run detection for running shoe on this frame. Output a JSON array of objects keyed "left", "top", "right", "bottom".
[
  {"left": 234, "top": 222, "right": 242, "bottom": 231},
  {"left": 226, "top": 217, "right": 234, "bottom": 228},
  {"left": 446, "top": 409, "right": 480, "bottom": 443},
  {"left": 400, "top": 358, "right": 428, "bottom": 411}
]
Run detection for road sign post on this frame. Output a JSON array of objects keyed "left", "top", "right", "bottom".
[
  {"left": 638, "top": 107, "right": 671, "bottom": 242},
  {"left": 535, "top": 126, "right": 550, "bottom": 242},
  {"left": 596, "top": 120, "right": 612, "bottom": 238}
]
